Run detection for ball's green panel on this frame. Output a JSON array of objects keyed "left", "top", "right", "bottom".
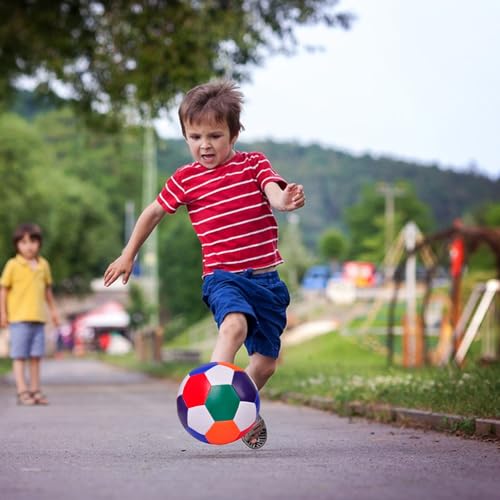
[{"left": 205, "top": 385, "right": 239, "bottom": 421}]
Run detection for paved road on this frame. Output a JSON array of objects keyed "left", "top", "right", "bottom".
[{"left": 1, "top": 359, "right": 498, "bottom": 500}]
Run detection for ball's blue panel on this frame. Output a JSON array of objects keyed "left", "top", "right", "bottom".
[
  {"left": 232, "top": 370, "right": 259, "bottom": 403},
  {"left": 186, "top": 426, "right": 209, "bottom": 443},
  {"left": 189, "top": 361, "right": 218, "bottom": 376},
  {"left": 176, "top": 395, "right": 189, "bottom": 429}
]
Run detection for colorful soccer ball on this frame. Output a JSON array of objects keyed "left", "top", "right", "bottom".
[{"left": 176, "top": 361, "right": 260, "bottom": 445}]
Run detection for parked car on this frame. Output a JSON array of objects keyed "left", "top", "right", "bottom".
[{"left": 301, "top": 265, "right": 333, "bottom": 291}]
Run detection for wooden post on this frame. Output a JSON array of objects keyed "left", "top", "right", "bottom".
[
  {"left": 402, "top": 222, "right": 424, "bottom": 367},
  {"left": 154, "top": 326, "right": 163, "bottom": 363}
]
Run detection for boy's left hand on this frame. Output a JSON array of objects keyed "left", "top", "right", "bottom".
[
  {"left": 51, "top": 311, "right": 61, "bottom": 327},
  {"left": 281, "top": 183, "right": 305, "bottom": 211}
]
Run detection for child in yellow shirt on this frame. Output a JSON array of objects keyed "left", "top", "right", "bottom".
[{"left": 0, "top": 223, "right": 60, "bottom": 405}]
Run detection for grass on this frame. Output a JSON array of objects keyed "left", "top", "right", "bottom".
[
  {"left": 266, "top": 332, "right": 500, "bottom": 419},
  {"left": 0, "top": 358, "right": 11, "bottom": 376}
]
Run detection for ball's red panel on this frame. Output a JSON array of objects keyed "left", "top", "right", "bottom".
[
  {"left": 205, "top": 420, "right": 241, "bottom": 445},
  {"left": 182, "top": 373, "right": 211, "bottom": 408}
]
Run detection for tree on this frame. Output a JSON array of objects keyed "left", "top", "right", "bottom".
[
  {"left": 157, "top": 208, "right": 205, "bottom": 324},
  {"left": 279, "top": 214, "right": 314, "bottom": 292},
  {"left": 0, "top": 1, "right": 352, "bottom": 119},
  {"left": 468, "top": 202, "right": 500, "bottom": 271},
  {"left": 0, "top": 112, "right": 119, "bottom": 288},
  {"left": 344, "top": 181, "right": 433, "bottom": 264},
  {"left": 0, "top": 113, "right": 47, "bottom": 258},
  {"left": 318, "top": 227, "right": 346, "bottom": 264}
]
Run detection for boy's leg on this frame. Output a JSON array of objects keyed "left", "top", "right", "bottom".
[
  {"left": 13, "top": 358, "right": 28, "bottom": 393},
  {"left": 13, "top": 359, "right": 35, "bottom": 405},
  {"left": 210, "top": 312, "right": 247, "bottom": 363},
  {"left": 241, "top": 353, "right": 277, "bottom": 449},
  {"left": 246, "top": 352, "right": 278, "bottom": 390},
  {"left": 29, "top": 356, "right": 48, "bottom": 404},
  {"left": 29, "top": 356, "right": 41, "bottom": 393}
]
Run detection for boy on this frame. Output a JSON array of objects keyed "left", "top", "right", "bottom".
[
  {"left": 104, "top": 80, "right": 305, "bottom": 448},
  {"left": 0, "top": 223, "right": 60, "bottom": 405}
]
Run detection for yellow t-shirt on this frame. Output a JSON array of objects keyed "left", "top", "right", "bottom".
[{"left": 0, "top": 255, "right": 53, "bottom": 323}]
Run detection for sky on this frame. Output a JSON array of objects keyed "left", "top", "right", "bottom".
[{"left": 156, "top": 0, "right": 500, "bottom": 180}]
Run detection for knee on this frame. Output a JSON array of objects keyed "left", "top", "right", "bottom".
[
  {"left": 262, "top": 360, "right": 277, "bottom": 380},
  {"left": 220, "top": 313, "right": 247, "bottom": 344},
  {"left": 253, "top": 357, "right": 277, "bottom": 381}
]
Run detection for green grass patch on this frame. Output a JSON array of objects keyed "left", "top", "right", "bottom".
[
  {"left": 264, "top": 332, "right": 500, "bottom": 419},
  {"left": 0, "top": 358, "right": 12, "bottom": 376}
]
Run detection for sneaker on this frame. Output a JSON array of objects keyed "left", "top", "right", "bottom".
[{"left": 242, "top": 415, "right": 267, "bottom": 449}]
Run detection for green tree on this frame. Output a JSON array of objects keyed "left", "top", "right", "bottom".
[
  {"left": 33, "top": 107, "right": 143, "bottom": 218},
  {"left": 0, "top": 114, "right": 47, "bottom": 260},
  {"left": 0, "top": 1, "right": 352, "bottom": 119},
  {"left": 468, "top": 202, "right": 500, "bottom": 272},
  {"left": 157, "top": 208, "right": 205, "bottom": 325},
  {"left": 344, "top": 181, "right": 433, "bottom": 264},
  {"left": 318, "top": 227, "right": 346, "bottom": 263},
  {"left": 0, "top": 113, "right": 118, "bottom": 288},
  {"left": 279, "top": 214, "right": 314, "bottom": 292}
]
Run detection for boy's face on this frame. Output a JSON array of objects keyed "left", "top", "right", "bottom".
[
  {"left": 16, "top": 234, "right": 40, "bottom": 260},
  {"left": 184, "top": 118, "right": 237, "bottom": 169}
]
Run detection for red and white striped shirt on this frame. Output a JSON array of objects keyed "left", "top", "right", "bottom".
[{"left": 157, "top": 151, "right": 287, "bottom": 276}]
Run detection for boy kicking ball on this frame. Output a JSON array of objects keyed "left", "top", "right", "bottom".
[{"left": 104, "top": 80, "right": 305, "bottom": 448}]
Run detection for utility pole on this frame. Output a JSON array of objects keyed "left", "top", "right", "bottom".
[
  {"left": 124, "top": 200, "right": 135, "bottom": 244},
  {"left": 377, "top": 182, "right": 404, "bottom": 281},
  {"left": 142, "top": 117, "right": 159, "bottom": 328}
]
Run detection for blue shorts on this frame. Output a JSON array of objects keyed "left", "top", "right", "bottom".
[
  {"left": 202, "top": 269, "right": 290, "bottom": 359},
  {"left": 9, "top": 322, "right": 46, "bottom": 359}
]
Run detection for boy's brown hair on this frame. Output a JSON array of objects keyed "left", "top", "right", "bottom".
[
  {"left": 178, "top": 80, "right": 244, "bottom": 140},
  {"left": 13, "top": 223, "right": 43, "bottom": 249}
]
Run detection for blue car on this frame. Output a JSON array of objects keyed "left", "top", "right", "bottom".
[{"left": 301, "top": 265, "right": 332, "bottom": 291}]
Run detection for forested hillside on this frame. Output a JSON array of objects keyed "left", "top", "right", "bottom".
[{"left": 157, "top": 138, "right": 500, "bottom": 248}]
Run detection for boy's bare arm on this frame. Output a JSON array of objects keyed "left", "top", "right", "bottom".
[
  {"left": 264, "top": 182, "right": 305, "bottom": 212},
  {"left": 0, "top": 286, "right": 7, "bottom": 328},
  {"left": 45, "top": 286, "right": 60, "bottom": 326},
  {"left": 104, "top": 201, "right": 166, "bottom": 287}
]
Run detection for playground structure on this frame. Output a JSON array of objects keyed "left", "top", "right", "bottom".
[{"left": 385, "top": 220, "right": 500, "bottom": 368}]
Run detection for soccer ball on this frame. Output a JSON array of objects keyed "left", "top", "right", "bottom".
[{"left": 176, "top": 361, "right": 260, "bottom": 445}]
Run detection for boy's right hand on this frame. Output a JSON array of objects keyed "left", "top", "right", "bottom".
[{"left": 104, "top": 255, "right": 134, "bottom": 287}]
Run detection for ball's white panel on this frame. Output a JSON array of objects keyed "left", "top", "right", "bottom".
[
  {"left": 187, "top": 405, "right": 215, "bottom": 434},
  {"left": 205, "top": 364, "right": 235, "bottom": 386},
  {"left": 177, "top": 373, "right": 189, "bottom": 397},
  {"left": 233, "top": 401, "right": 258, "bottom": 431}
]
